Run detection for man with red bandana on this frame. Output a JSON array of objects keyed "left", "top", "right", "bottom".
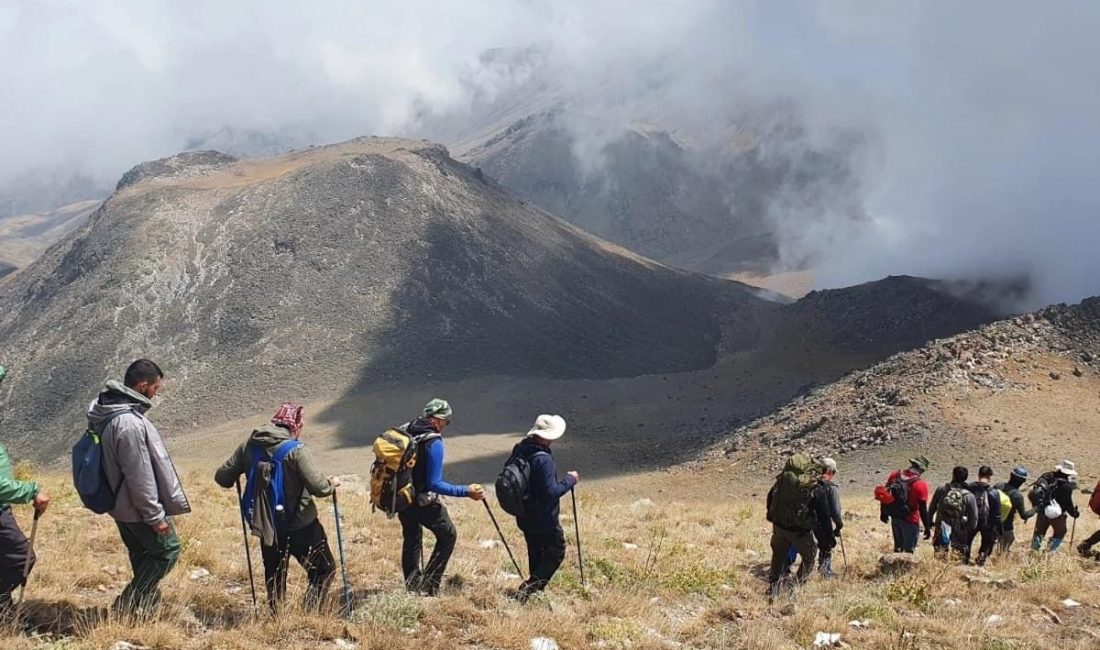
[{"left": 215, "top": 403, "right": 339, "bottom": 612}]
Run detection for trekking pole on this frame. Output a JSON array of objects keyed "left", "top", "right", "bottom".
[
  {"left": 234, "top": 479, "right": 258, "bottom": 610},
  {"left": 482, "top": 500, "right": 524, "bottom": 580},
  {"left": 12, "top": 509, "right": 42, "bottom": 627},
  {"left": 571, "top": 487, "right": 586, "bottom": 587},
  {"left": 332, "top": 489, "right": 353, "bottom": 617},
  {"left": 839, "top": 534, "right": 849, "bottom": 573}
]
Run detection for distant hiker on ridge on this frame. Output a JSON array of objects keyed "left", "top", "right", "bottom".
[
  {"left": 994, "top": 466, "right": 1034, "bottom": 553},
  {"left": 498, "top": 414, "right": 579, "bottom": 602},
  {"left": 215, "top": 403, "right": 338, "bottom": 612},
  {"left": 395, "top": 399, "right": 484, "bottom": 595},
  {"left": 1030, "top": 460, "right": 1080, "bottom": 553},
  {"left": 87, "top": 360, "right": 190, "bottom": 617},
  {"left": 0, "top": 364, "right": 51, "bottom": 619},
  {"left": 877, "top": 456, "right": 931, "bottom": 553},
  {"left": 929, "top": 466, "right": 978, "bottom": 562}
]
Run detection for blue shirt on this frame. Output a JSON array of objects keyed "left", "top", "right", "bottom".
[{"left": 408, "top": 418, "right": 468, "bottom": 498}]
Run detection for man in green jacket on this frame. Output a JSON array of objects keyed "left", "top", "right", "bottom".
[
  {"left": 0, "top": 364, "right": 51, "bottom": 617},
  {"left": 214, "top": 403, "right": 338, "bottom": 612}
]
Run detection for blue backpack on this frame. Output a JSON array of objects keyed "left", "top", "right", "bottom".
[
  {"left": 72, "top": 410, "right": 132, "bottom": 514},
  {"left": 241, "top": 440, "right": 302, "bottom": 544}
]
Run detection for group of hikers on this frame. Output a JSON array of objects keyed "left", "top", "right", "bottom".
[
  {"left": 0, "top": 360, "right": 581, "bottom": 620},
  {"left": 765, "top": 452, "right": 1100, "bottom": 599},
  {"left": 2, "top": 359, "right": 1099, "bottom": 622}
]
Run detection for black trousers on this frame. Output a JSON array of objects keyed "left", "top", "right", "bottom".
[
  {"left": 1080, "top": 528, "right": 1100, "bottom": 550},
  {"left": 965, "top": 527, "right": 999, "bottom": 564},
  {"left": 0, "top": 509, "right": 34, "bottom": 610},
  {"left": 260, "top": 519, "right": 336, "bottom": 612},
  {"left": 399, "top": 503, "right": 456, "bottom": 594},
  {"left": 521, "top": 525, "right": 567, "bottom": 594}
]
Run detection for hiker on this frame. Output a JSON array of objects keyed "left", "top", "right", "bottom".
[
  {"left": 811, "top": 458, "right": 843, "bottom": 578},
  {"left": 1077, "top": 475, "right": 1100, "bottom": 558},
  {"left": 1030, "top": 460, "right": 1080, "bottom": 552},
  {"left": 879, "top": 456, "right": 932, "bottom": 553},
  {"left": 966, "top": 466, "right": 1002, "bottom": 565},
  {"left": 88, "top": 359, "right": 191, "bottom": 616},
  {"left": 766, "top": 454, "right": 822, "bottom": 598},
  {"left": 994, "top": 466, "right": 1034, "bottom": 553},
  {"left": 929, "top": 466, "right": 979, "bottom": 562},
  {"left": 0, "top": 364, "right": 51, "bottom": 618},
  {"left": 214, "top": 403, "right": 338, "bottom": 612},
  {"left": 503, "top": 415, "right": 578, "bottom": 602},
  {"left": 396, "top": 399, "right": 484, "bottom": 595}
]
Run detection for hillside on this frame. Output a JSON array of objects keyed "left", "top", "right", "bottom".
[
  {"left": 0, "top": 137, "right": 774, "bottom": 460},
  {"left": 702, "top": 297, "right": 1100, "bottom": 481},
  {"left": 0, "top": 199, "right": 101, "bottom": 280}
]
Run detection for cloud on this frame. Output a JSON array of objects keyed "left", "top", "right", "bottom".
[{"left": 2, "top": 0, "right": 1099, "bottom": 306}]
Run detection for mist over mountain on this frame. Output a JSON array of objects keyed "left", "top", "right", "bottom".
[{"left": 2, "top": 2, "right": 1099, "bottom": 306}]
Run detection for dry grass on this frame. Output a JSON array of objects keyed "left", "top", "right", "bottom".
[{"left": 3, "top": 469, "right": 1099, "bottom": 649}]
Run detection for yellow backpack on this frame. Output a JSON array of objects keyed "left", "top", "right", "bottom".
[
  {"left": 999, "top": 489, "right": 1013, "bottom": 521},
  {"left": 369, "top": 429, "right": 437, "bottom": 517}
]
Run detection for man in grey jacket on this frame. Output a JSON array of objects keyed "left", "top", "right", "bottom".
[{"left": 88, "top": 359, "right": 190, "bottom": 616}]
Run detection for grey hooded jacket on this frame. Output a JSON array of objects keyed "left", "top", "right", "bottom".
[{"left": 87, "top": 380, "right": 191, "bottom": 525}]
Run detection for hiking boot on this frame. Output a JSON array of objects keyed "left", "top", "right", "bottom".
[
  {"left": 1077, "top": 544, "right": 1093, "bottom": 558},
  {"left": 819, "top": 557, "right": 836, "bottom": 579}
]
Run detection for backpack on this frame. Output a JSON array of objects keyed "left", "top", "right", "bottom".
[
  {"left": 241, "top": 440, "right": 302, "bottom": 546},
  {"left": 876, "top": 472, "right": 917, "bottom": 519},
  {"left": 369, "top": 428, "right": 439, "bottom": 517},
  {"left": 767, "top": 454, "right": 823, "bottom": 531},
  {"left": 938, "top": 486, "right": 970, "bottom": 528},
  {"left": 71, "top": 410, "right": 132, "bottom": 514},
  {"left": 1028, "top": 473, "right": 1057, "bottom": 509},
  {"left": 495, "top": 449, "right": 549, "bottom": 518},
  {"left": 970, "top": 484, "right": 992, "bottom": 529},
  {"left": 999, "top": 489, "right": 1013, "bottom": 521},
  {"left": 1089, "top": 480, "right": 1100, "bottom": 516}
]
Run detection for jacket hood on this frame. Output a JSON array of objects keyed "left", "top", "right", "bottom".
[
  {"left": 87, "top": 380, "right": 153, "bottom": 425},
  {"left": 248, "top": 423, "right": 295, "bottom": 447}
]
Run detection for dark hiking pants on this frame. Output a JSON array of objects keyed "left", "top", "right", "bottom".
[
  {"left": 891, "top": 518, "right": 920, "bottom": 553},
  {"left": 114, "top": 520, "right": 181, "bottom": 616},
  {"left": 399, "top": 503, "right": 456, "bottom": 594},
  {"left": 260, "top": 519, "right": 336, "bottom": 612},
  {"left": 966, "top": 527, "right": 998, "bottom": 564},
  {"left": 0, "top": 509, "right": 34, "bottom": 612},
  {"left": 768, "top": 526, "right": 816, "bottom": 591},
  {"left": 1032, "top": 513, "right": 1069, "bottom": 550},
  {"left": 520, "top": 524, "right": 567, "bottom": 596}
]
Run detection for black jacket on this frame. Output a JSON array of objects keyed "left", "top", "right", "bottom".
[{"left": 507, "top": 438, "right": 576, "bottom": 533}]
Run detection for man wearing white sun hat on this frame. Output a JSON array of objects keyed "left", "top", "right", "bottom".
[
  {"left": 1030, "top": 460, "right": 1080, "bottom": 552},
  {"left": 503, "top": 414, "right": 578, "bottom": 602}
]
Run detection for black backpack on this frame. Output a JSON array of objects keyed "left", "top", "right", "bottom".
[
  {"left": 885, "top": 474, "right": 916, "bottom": 519},
  {"left": 1028, "top": 473, "right": 1059, "bottom": 509},
  {"left": 969, "top": 483, "right": 992, "bottom": 529},
  {"left": 495, "top": 450, "right": 548, "bottom": 517}
]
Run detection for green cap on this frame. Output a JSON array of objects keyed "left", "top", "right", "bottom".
[
  {"left": 909, "top": 455, "right": 930, "bottom": 472},
  {"left": 423, "top": 398, "right": 452, "bottom": 420}
]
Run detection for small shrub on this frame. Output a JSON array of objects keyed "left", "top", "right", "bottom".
[{"left": 352, "top": 591, "right": 422, "bottom": 630}]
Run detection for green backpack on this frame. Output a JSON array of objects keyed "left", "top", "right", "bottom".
[
  {"left": 939, "top": 486, "right": 969, "bottom": 527},
  {"left": 767, "top": 453, "right": 824, "bottom": 531}
]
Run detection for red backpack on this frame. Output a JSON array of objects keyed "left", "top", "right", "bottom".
[{"left": 1089, "top": 480, "right": 1100, "bottom": 516}]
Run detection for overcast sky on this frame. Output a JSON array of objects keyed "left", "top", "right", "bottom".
[{"left": 3, "top": 1, "right": 1099, "bottom": 306}]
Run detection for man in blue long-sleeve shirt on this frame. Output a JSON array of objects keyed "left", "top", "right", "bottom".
[
  {"left": 398, "top": 399, "right": 484, "bottom": 595},
  {"left": 506, "top": 414, "right": 578, "bottom": 601}
]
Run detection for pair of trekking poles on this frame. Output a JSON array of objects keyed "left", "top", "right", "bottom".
[
  {"left": 233, "top": 479, "right": 353, "bottom": 616},
  {"left": 482, "top": 487, "right": 586, "bottom": 587},
  {"left": 233, "top": 480, "right": 585, "bottom": 616}
]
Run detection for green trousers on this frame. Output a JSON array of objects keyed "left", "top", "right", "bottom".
[{"left": 114, "top": 520, "right": 181, "bottom": 616}]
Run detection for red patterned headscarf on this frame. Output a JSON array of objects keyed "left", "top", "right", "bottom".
[{"left": 271, "top": 402, "right": 305, "bottom": 437}]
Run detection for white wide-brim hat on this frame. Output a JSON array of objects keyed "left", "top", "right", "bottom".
[
  {"left": 527, "top": 414, "right": 567, "bottom": 441},
  {"left": 1055, "top": 460, "right": 1078, "bottom": 477}
]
